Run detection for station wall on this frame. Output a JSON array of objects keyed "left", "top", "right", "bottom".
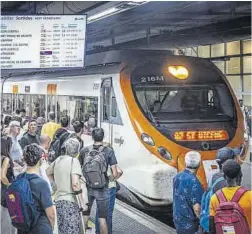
[{"left": 174, "top": 39, "right": 252, "bottom": 107}]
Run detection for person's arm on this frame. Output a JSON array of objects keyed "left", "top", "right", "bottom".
[
  {"left": 111, "top": 165, "right": 118, "bottom": 179},
  {"left": 40, "top": 181, "right": 55, "bottom": 229},
  {"left": 192, "top": 203, "right": 201, "bottom": 219},
  {"left": 1, "top": 158, "right": 11, "bottom": 186},
  {"left": 115, "top": 165, "right": 123, "bottom": 179},
  {"left": 209, "top": 195, "right": 218, "bottom": 234},
  {"left": 190, "top": 179, "right": 204, "bottom": 219},
  {"left": 72, "top": 174, "right": 87, "bottom": 210},
  {"left": 108, "top": 148, "right": 118, "bottom": 179},
  {"left": 45, "top": 206, "right": 56, "bottom": 229},
  {"left": 46, "top": 161, "right": 55, "bottom": 182},
  {"left": 71, "top": 158, "right": 88, "bottom": 210}
]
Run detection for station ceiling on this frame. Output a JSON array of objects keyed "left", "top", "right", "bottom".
[{"left": 1, "top": 1, "right": 251, "bottom": 53}]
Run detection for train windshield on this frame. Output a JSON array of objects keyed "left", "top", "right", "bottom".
[{"left": 135, "top": 84, "right": 234, "bottom": 123}]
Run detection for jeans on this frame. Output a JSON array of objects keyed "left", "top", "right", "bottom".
[{"left": 95, "top": 187, "right": 117, "bottom": 234}]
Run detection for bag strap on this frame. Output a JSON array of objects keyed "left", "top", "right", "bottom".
[
  {"left": 211, "top": 176, "right": 225, "bottom": 189},
  {"left": 216, "top": 189, "right": 227, "bottom": 203},
  {"left": 231, "top": 187, "right": 248, "bottom": 203}
]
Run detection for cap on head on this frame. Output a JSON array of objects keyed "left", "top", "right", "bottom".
[
  {"left": 216, "top": 147, "right": 236, "bottom": 165},
  {"left": 222, "top": 159, "right": 241, "bottom": 179},
  {"left": 185, "top": 151, "right": 201, "bottom": 169}
]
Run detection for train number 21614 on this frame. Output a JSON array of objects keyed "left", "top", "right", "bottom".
[{"left": 141, "top": 75, "right": 164, "bottom": 83}]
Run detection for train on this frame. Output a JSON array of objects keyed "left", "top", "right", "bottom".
[{"left": 2, "top": 50, "right": 248, "bottom": 209}]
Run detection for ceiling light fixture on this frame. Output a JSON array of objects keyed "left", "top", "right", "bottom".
[{"left": 87, "top": 2, "right": 148, "bottom": 23}]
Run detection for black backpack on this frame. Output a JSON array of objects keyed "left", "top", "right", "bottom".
[
  {"left": 83, "top": 146, "right": 107, "bottom": 189},
  {"left": 49, "top": 131, "right": 70, "bottom": 159}
]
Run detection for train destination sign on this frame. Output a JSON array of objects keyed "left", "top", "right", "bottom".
[{"left": 1, "top": 15, "right": 86, "bottom": 69}]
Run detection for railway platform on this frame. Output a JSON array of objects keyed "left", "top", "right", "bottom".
[{"left": 86, "top": 200, "right": 176, "bottom": 234}]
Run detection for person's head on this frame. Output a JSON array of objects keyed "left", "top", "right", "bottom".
[
  {"left": 216, "top": 147, "right": 239, "bottom": 170},
  {"left": 60, "top": 116, "right": 69, "bottom": 128},
  {"left": 92, "top": 128, "right": 104, "bottom": 143},
  {"left": 64, "top": 138, "right": 80, "bottom": 157},
  {"left": 1, "top": 136, "right": 12, "bottom": 158},
  {"left": 239, "top": 99, "right": 243, "bottom": 107},
  {"left": 9, "top": 121, "right": 21, "bottom": 136},
  {"left": 28, "top": 120, "right": 37, "bottom": 135},
  {"left": 48, "top": 112, "right": 55, "bottom": 122},
  {"left": 73, "top": 120, "right": 84, "bottom": 135},
  {"left": 222, "top": 159, "right": 242, "bottom": 186},
  {"left": 185, "top": 151, "right": 201, "bottom": 173},
  {"left": 39, "top": 135, "right": 51, "bottom": 151},
  {"left": 15, "top": 109, "right": 20, "bottom": 116},
  {"left": 20, "top": 109, "right": 26, "bottom": 117},
  {"left": 23, "top": 143, "right": 43, "bottom": 168},
  {"left": 88, "top": 117, "right": 96, "bottom": 128},
  {"left": 36, "top": 117, "right": 45, "bottom": 127},
  {"left": 4, "top": 115, "right": 12, "bottom": 126}
]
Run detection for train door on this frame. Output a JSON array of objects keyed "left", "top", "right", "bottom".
[{"left": 100, "top": 77, "right": 124, "bottom": 155}]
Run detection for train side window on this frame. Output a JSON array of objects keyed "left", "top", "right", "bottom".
[
  {"left": 101, "top": 78, "right": 123, "bottom": 125},
  {"left": 112, "top": 97, "right": 117, "bottom": 117},
  {"left": 111, "top": 95, "right": 123, "bottom": 125}
]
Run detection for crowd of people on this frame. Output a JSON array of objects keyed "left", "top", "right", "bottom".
[
  {"left": 1, "top": 109, "right": 251, "bottom": 234},
  {"left": 173, "top": 148, "right": 251, "bottom": 234},
  {"left": 1, "top": 110, "right": 122, "bottom": 234}
]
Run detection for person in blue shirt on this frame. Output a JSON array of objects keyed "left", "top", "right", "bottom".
[{"left": 173, "top": 151, "right": 204, "bottom": 234}]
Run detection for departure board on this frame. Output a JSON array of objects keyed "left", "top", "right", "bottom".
[{"left": 1, "top": 15, "right": 86, "bottom": 69}]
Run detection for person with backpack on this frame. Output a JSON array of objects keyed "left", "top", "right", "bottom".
[
  {"left": 71, "top": 120, "right": 84, "bottom": 150},
  {"left": 48, "top": 116, "right": 70, "bottom": 162},
  {"left": 46, "top": 138, "right": 88, "bottom": 234},
  {"left": 19, "top": 120, "right": 40, "bottom": 149},
  {"left": 79, "top": 128, "right": 118, "bottom": 234},
  {"left": 173, "top": 151, "right": 204, "bottom": 234},
  {"left": 95, "top": 165, "right": 123, "bottom": 234},
  {"left": 6, "top": 144, "right": 56, "bottom": 234},
  {"left": 200, "top": 147, "right": 240, "bottom": 232},
  {"left": 1, "top": 136, "right": 16, "bottom": 234},
  {"left": 209, "top": 159, "right": 251, "bottom": 234}
]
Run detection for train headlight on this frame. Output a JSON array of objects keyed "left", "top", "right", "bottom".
[
  {"left": 168, "top": 66, "right": 188, "bottom": 79},
  {"left": 158, "top": 147, "right": 172, "bottom": 160},
  {"left": 244, "top": 131, "right": 249, "bottom": 142},
  {"left": 141, "top": 133, "right": 155, "bottom": 146}
]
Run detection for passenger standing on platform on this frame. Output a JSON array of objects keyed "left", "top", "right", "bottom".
[
  {"left": 19, "top": 120, "right": 40, "bottom": 149},
  {"left": 39, "top": 135, "right": 52, "bottom": 193},
  {"left": 8, "top": 121, "right": 23, "bottom": 165},
  {"left": 209, "top": 160, "right": 252, "bottom": 233},
  {"left": 1, "top": 136, "right": 16, "bottom": 234},
  {"left": 49, "top": 116, "right": 70, "bottom": 160},
  {"left": 47, "top": 138, "right": 87, "bottom": 234},
  {"left": 17, "top": 144, "right": 56, "bottom": 234},
  {"left": 95, "top": 165, "right": 123, "bottom": 234},
  {"left": 72, "top": 120, "right": 84, "bottom": 150},
  {"left": 211, "top": 147, "right": 240, "bottom": 193},
  {"left": 173, "top": 151, "right": 203, "bottom": 234},
  {"left": 36, "top": 117, "right": 45, "bottom": 136},
  {"left": 79, "top": 128, "right": 118, "bottom": 234},
  {"left": 41, "top": 112, "right": 60, "bottom": 141}
]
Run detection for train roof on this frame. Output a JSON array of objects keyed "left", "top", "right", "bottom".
[{"left": 2, "top": 50, "right": 219, "bottom": 81}]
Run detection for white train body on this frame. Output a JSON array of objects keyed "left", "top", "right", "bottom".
[{"left": 2, "top": 51, "right": 246, "bottom": 208}]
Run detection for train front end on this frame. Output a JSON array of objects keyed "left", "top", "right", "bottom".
[{"left": 120, "top": 55, "right": 247, "bottom": 206}]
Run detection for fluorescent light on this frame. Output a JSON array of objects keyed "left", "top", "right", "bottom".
[{"left": 88, "top": 7, "right": 119, "bottom": 22}]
